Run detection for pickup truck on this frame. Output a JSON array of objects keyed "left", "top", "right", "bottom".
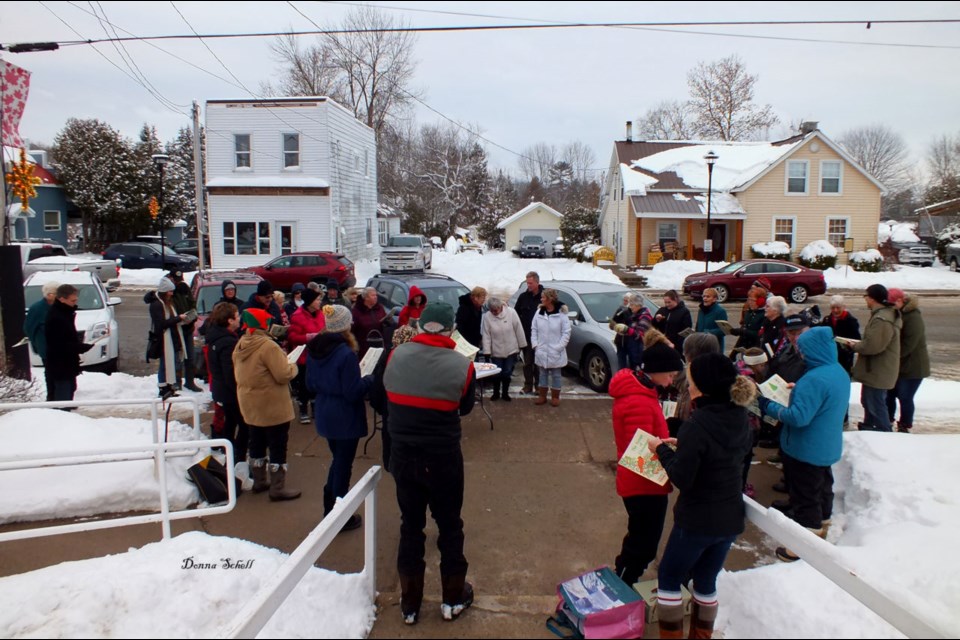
[
  {"left": 519, "top": 235, "right": 547, "bottom": 258},
  {"left": 16, "top": 242, "right": 121, "bottom": 290},
  {"left": 380, "top": 234, "right": 433, "bottom": 273},
  {"left": 946, "top": 243, "right": 960, "bottom": 272}
]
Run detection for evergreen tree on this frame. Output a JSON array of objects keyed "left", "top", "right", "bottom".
[
  {"left": 560, "top": 204, "right": 600, "bottom": 247},
  {"left": 477, "top": 170, "right": 517, "bottom": 247},
  {"left": 521, "top": 176, "right": 547, "bottom": 205},
  {"left": 460, "top": 143, "right": 492, "bottom": 228}
]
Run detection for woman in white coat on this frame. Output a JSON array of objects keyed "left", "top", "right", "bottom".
[
  {"left": 481, "top": 297, "right": 527, "bottom": 402},
  {"left": 531, "top": 288, "right": 571, "bottom": 407}
]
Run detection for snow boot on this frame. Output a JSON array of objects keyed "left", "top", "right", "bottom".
[
  {"left": 268, "top": 463, "right": 301, "bottom": 501},
  {"left": 521, "top": 384, "right": 533, "bottom": 395},
  {"left": 399, "top": 572, "right": 425, "bottom": 625},
  {"left": 250, "top": 457, "right": 270, "bottom": 493},
  {"left": 535, "top": 387, "right": 548, "bottom": 405},
  {"left": 184, "top": 378, "right": 203, "bottom": 393},
  {"left": 896, "top": 421, "right": 912, "bottom": 433},
  {"left": 440, "top": 574, "right": 474, "bottom": 621},
  {"left": 158, "top": 385, "right": 179, "bottom": 401},
  {"left": 490, "top": 385, "right": 501, "bottom": 401},
  {"left": 501, "top": 380, "right": 512, "bottom": 402},
  {"left": 657, "top": 598, "right": 685, "bottom": 639},
  {"left": 299, "top": 403, "right": 310, "bottom": 424},
  {"left": 776, "top": 526, "right": 825, "bottom": 562},
  {"left": 550, "top": 388, "right": 561, "bottom": 407},
  {"left": 688, "top": 600, "right": 718, "bottom": 639}
]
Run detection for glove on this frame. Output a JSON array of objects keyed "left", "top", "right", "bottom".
[
  {"left": 614, "top": 323, "right": 628, "bottom": 335},
  {"left": 757, "top": 395, "right": 772, "bottom": 416}
]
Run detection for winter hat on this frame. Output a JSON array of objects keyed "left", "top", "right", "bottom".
[
  {"left": 887, "top": 288, "right": 906, "bottom": 305},
  {"left": 157, "top": 277, "right": 175, "bottom": 293},
  {"left": 865, "top": 284, "right": 889, "bottom": 305},
  {"left": 242, "top": 308, "right": 273, "bottom": 334},
  {"left": 301, "top": 288, "right": 321, "bottom": 308},
  {"left": 641, "top": 329, "right": 685, "bottom": 373},
  {"left": 326, "top": 279, "right": 340, "bottom": 292},
  {"left": 291, "top": 282, "right": 306, "bottom": 295},
  {"left": 322, "top": 304, "right": 352, "bottom": 333},
  {"left": 752, "top": 277, "right": 772, "bottom": 292},
  {"left": 256, "top": 280, "right": 274, "bottom": 297},
  {"left": 419, "top": 302, "right": 456, "bottom": 334},
  {"left": 689, "top": 352, "right": 740, "bottom": 402},
  {"left": 392, "top": 324, "right": 418, "bottom": 348},
  {"left": 784, "top": 314, "right": 808, "bottom": 331}
]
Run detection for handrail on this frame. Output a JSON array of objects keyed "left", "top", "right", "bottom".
[
  {"left": 744, "top": 496, "right": 947, "bottom": 639},
  {"left": 220, "top": 465, "right": 383, "bottom": 639}
]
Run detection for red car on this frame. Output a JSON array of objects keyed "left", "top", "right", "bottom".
[
  {"left": 246, "top": 252, "right": 357, "bottom": 292},
  {"left": 682, "top": 259, "right": 826, "bottom": 304},
  {"left": 189, "top": 270, "right": 265, "bottom": 377}
]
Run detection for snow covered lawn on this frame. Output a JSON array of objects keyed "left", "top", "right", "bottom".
[{"left": 0, "top": 531, "right": 375, "bottom": 639}]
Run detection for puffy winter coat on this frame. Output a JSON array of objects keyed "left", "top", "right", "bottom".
[
  {"left": 232, "top": 330, "right": 298, "bottom": 427},
  {"left": 695, "top": 301, "right": 728, "bottom": 344},
  {"left": 609, "top": 369, "right": 673, "bottom": 497},
  {"left": 898, "top": 296, "right": 930, "bottom": 379},
  {"left": 481, "top": 305, "right": 527, "bottom": 358},
  {"left": 764, "top": 327, "right": 848, "bottom": 467},
  {"left": 531, "top": 304, "right": 571, "bottom": 369},
  {"left": 306, "top": 332, "right": 372, "bottom": 440},
  {"left": 398, "top": 286, "right": 427, "bottom": 327},
  {"left": 852, "top": 305, "right": 901, "bottom": 389},
  {"left": 287, "top": 306, "right": 326, "bottom": 365}
]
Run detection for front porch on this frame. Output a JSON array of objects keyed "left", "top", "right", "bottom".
[{"left": 636, "top": 217, "right": 743, "bottom": 266}]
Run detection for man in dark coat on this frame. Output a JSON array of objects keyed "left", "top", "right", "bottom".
[
  {"left": 513, "top": 271, "right": 544, "bottom": 393},
  {"left": 653, "top": 290, "right": 693, "bottom": 353},
  {"left": 169, "top": 270, "right": 201, "bottom": 391},
  {"left": 45, "top": 284, "right": 93, "bottom": 405},
  {"left": 455, "top": 286, "right": 487, "bottom": 349},
  {"left": 242, "top": 280, "right": 284, "bottom": 326},
  {"left": 321, "top": 278, "right": 351, "bottom": 308}
]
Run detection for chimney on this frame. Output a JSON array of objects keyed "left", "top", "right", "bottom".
[
  {"left": 626, "top": 121, "right": 633, "bottom": 143},
  {"left": 800, "top": 121, "right": 819, "bottom": 135}
]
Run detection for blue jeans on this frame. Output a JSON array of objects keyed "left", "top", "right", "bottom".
[
  {"left": 861, "top": 385, "right": 892, "bottom": 431},
  {"left": 52, "top": 378, "right": 77, "bottom": 405},
  {"left": 491, "top": 353, "right": 517, "bottom": 387},
  {"left": 616, "top": 343, "right": 629, "bottom": 371},
  {"left": 885, "top": 377, "right": 923, "bottom": 427},
  {"left": 626, "top": 339, "right": 644, "bottom": 371},
  {"left": 325, "top": 437, "right": 359, "bottom": 509},
  {"left": 538, "top": 367, "right": 562, "bottom": 390},
  {"left": 657, "top": 526, "right": 736, "bottom": 597}
]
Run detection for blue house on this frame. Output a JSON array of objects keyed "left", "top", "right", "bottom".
[{"left": 5, "top": 149, "right": 75, "bottom": 247}]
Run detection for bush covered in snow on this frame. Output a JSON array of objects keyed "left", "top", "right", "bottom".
[
  {"left": 935, "top": 223, "right": 960, "bottom": 263},
  {"left": 569, "top": 242, "right": 603, "bottom": 263},
  {"left": 797, "top": 240, "right": 838, "bottom": 270},
  {"left": 751, "top": 241, "right": 791, "bottom": 260},
  {"left": 850, "top": 248, "right": 884, "bottom": 272},
  {"left": 878, "top": 220, "right": 920, "bottom": 245}
]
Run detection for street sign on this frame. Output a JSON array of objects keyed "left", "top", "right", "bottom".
[
  {"left": 704, "top": 239, "right": 713, "bottom": 253},
  {"left": 843, "top": 238, "right": 854, "bottom": 253}
]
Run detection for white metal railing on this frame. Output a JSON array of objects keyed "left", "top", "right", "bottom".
[
  {"left": 0, "top": 396, "right": 232, "bottom": 541},
  {"left": 220, "top": 465, "right": 383, "bottom": 639},
  {"left": 744, "top": 496, "right": 947, "bottom": 639}
]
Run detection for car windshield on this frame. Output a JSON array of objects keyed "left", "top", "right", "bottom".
[
  {"left": 388, "top": 237, "right": 422, "bottom": 247},
  {"left": 523, "top": 236, "right": 544, "bottom": 244},
  {"left": 196, "top": 283, "right": 259, "bottom": 314},
  {"left": 24, "top": 284, "right": 103, "bottom": 311},
  {"left": 421, "top": 285, "right": 469, "bottom": 306}
]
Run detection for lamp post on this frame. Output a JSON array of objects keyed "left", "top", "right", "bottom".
[
  {"left": 703, "top": 151, "right": 718, "bottom": 273},
  {"left": 152, "top": 153, "right": 170, "bottom": 271}
]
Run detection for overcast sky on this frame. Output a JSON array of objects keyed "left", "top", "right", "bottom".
[{"left": 2, "top": 1, "right": 958, "bottom": 178}]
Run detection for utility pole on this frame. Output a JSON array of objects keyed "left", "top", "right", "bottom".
[{"left": 192, "top": 101, "right": 207, "bottom": 270}]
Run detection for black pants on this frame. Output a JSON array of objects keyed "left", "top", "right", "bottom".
[
  {"left": 521, "top": 345, "right": 538, "bottom": 389},
  {"left": 615, "top": 494, "right": 669, "bottom": 585},
  {"left": 248, "top": 422, "right": 290, "bottom": 465},
  {"left": 292, "top": 366, "right": 310, "bottom": 408},
  {"left": 392, "top": 445, "right": 468, "bottom": 579},
  {"left": 380, "top": 413, "right": 392, "bottom": 472},
  {"left": 782, "top": 452, "right": 834, "bottom": 529},
  {"left": 323, "top": 437, "right": 359, "bottom": 514},
  {"left": 42, "top": 363, "right": 54, "bottom": 402},
  {"left": 222, "top": 401, "right": 249, "bottom": 466}
]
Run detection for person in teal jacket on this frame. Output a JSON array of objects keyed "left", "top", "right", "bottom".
[
  {"left": 695, "top": 288, "right": 728, "bottom": 346},
  {"left": 759, "top": 326, "right": 849, "bottom": 562},
  {"left": 24, "top": 280, "right": 59, "bottom": 401}
]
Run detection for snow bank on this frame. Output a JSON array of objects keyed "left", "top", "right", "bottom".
[
  {"left": 800, "top": 240, "right": 838, "bottom": 260},
  {"left": 0, "top": 531, "right": 375, "bottom": 638},
  {"left": 641, "top": 260, "right": 730, "bottom": 290}
]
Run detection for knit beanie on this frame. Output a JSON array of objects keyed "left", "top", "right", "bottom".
[
  {"left": 886, "top": 288, "right": 906, "bottom": 305},
  {"left": 242, "top": 308, "right": 273, "bottom": 334},
  {"left": 641, "top": 329, "right": 685, "bottom": 373},
  {"left": 326, "top": 278, "right": 340, "bottom": 292},
  {"left": 865, "top": 284, "right": 889, "bottom": 305},
  {"left": 392, "top": 324, "right": 418, "bottom": 348},
  {"left": 689, "top": 352, "right": 739, "bottom": 401},
  {"left": 752, "top": 277, "right": 772, "bottom": 292},
  {"left": 157, "top": 277, "right": 175, "bottom": 293},
  {"left": 256, "top": 280, "right": 274, "bottom": 297},
  {"left": 301, "top": 288, "right": 321, "bottom": 308},
  {"left": 322, "top": 304, "right": 352, "bottom": 333}
]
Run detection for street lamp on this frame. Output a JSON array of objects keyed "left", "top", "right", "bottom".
[
  {"left": 703, "top": 151, "right": 718, "bottom": 272},
  {"left": 152, "top": 153, "right": 170, "bottom": 271}
]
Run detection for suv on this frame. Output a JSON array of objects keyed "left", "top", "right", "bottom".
[
  {"left": 247, "top": 252, "right": 356, "bottom": 291},
  {"left": 519, "top": 235, "right": 547, "bottom": 258},
  {"left": 380, "top": 234, "right": 433, "bottom": 273},
  {"left": 895, "top": 242, "right": 935, "bottom": 267},
  {"left": 189, "top": 270, "right": 265, "bottom": 376},
  {"left": 171, "top": 237, "right": 210, "bottom": 259},
  {"left": 366, "top": 273, "right": 469, "bottom": 314},
  {"left": 946, "top": 243, "right": 960, "bottom": 272},
  {"left": 102, "top": 242, "right": 199, "bottom": 271}
]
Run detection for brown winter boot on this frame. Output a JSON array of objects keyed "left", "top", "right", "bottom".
[
  {"left": 268, "top": 463, "right": 301, "bottom": 501},
  {"left": 250, "top": 457, "right": 270, "bottom": 493},
  {"left": 657, "top": 600, "right": 685, "bottom": 639},
  {"left": 535, "top": 387, "right": 548, "bottom": 405},
  {"left": 550, "top": 389, "right": 561, "bottom": 407},
  {"left": 440, "top": 573, "right": 474, "bottom": 621},
  {"left": 399, "top": 572, "right": 425, "bottom": 625},
  {"left": 688, "top": 601, "right": 718, "bottom": 639}
]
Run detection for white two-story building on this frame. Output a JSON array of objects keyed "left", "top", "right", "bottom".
[{"left": 205, "top": 97, "right": 379, "bottom": 268}]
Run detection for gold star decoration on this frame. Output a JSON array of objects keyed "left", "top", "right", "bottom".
[{"left": 6, "top": 148, "right": 42, "bottom": 211}]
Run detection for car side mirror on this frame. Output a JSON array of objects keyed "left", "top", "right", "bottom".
[
  {"left": 108, "top": 297, "right": 122, "bottom": 306},
  {"left": 567, "top": 311, "right": 579, "bottom": 324},
  {"left": 734, "top": 271, "right": 743, "bottom": 278}
]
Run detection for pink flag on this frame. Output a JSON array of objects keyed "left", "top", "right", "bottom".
[{"left": 1, "top": 59, "right": 31, "bottom": 148}]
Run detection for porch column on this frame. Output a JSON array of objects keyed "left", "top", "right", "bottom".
[
  {"left": 636, "top": 217, "right": 642, "bottom": 266},
  {"left": 735, "top": 220, "right": 743, "bottom": 262},
  {"left": 687, "top": 220, "right": 693, "bottom": 260}
]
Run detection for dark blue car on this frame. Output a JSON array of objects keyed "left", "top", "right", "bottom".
[{"left": 102, "top": 242, "right": 198, "bottom": 271}]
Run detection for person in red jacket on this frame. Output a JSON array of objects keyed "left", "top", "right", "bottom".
[
  {"left": 609, "top": 328, "right": 685, "bottom": 586},
  {"left": 287, "top": 288, "right": 325, "bottom": 423},
  {"left": 398, "top": 286, "right": 427, "bottom": 328}
]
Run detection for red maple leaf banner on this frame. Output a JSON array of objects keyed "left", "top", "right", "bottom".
[{"left": 1, "top": 59, "right": 31, "bottom": 148}]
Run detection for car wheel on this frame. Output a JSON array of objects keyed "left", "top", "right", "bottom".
[
  {"left": 713, "top": 284, "right": 729, "bottom": 304},
  {"left": 952, "top": 258, "right": 959, "bottom": 272},
  {"left": 582, "top": 347, "right": 612, "bottom": 393},
  {"left": 923, "top": 263, "right": 933, "bottom": 268},
  {"left": 790, "top": 285, "right": 809, "bottom": 304}
]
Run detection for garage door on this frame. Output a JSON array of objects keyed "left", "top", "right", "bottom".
[{"left": 520, "top": 228, "right": 561, "bottom": 257}]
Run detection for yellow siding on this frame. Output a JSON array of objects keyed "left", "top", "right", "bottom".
[
  {"left": 737, "top": 139, "right": 882, "bottom": 261},
  {"left": 600, "top": 160, "right": 634, "bottom": 267},
  {"left": 504, "top": 205, "right": 562, "bottom": 249}
]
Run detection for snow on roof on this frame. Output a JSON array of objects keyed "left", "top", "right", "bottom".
[
  {"left": 694, "top": 192, "right": 745, "bottom": 215},
  {"left": 206, "top": 176, "right": 330, "bottom": 189},
  {"left": 630, "top": 141, "right": 801, "bottom": 192},
  {"left": 620, "top": 163, "right": 660, "bottom": 196},
  {"left": 496, "top": 201, "right": 563, "bottom": 229},
  {"left": 6, "top": 203, "right": 36, "bottom": 218},
  {"left": 25, "top": 270, "right": 100, "bottom": 285}
]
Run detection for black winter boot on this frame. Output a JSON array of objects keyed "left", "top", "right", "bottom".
[
  {"left": 399, "top": 572, "right": 425, "bottom": 625},
  {"left": 440, "top": 573, "right": 474, "bottom": 621},
  {"left": 490, "top": 385, "right": 501, "bottom": 401},
  {"left": 501, "top": 379, "right": 512, "bottom": 402}
]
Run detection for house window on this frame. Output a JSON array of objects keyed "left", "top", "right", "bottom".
[
  {"left": 774, "top": 218, "right": 795, "bottom": 248},
  {"left": 378, "top": 219, "right": 389, "bottom": 246},
  {"left": 787, "top": 161, "right": 808, "bottom": 194},
  {"left": 235, "top": 134, "right": 251, "bottom": 169},
  {"left": 366, "top": 219, "right": 373, "bottom": 245},
  {"left": 283, "top": 133, "right": 300, "bottom": 169},
  {"left": 821, "top": 161, "right": 842, "bottom": 194},
  {"left": 657, "top": 222, "right": 679, "bottom": 250},
  {"left": 43, "top": 210, "right": 61, "bottom": 232},
  {"left": 827, "top": 218, "right": 848, "bottom": 248},
  {"left": 222, "top": 221, "right": 270, "bottom": 255}
]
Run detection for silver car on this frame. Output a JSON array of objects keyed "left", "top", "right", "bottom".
[{"left": 509, "top": 280, "right": 658, "bottom": 392}]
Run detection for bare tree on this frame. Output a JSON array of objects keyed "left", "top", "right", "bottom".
[
  {"left": 560, "top": 141, "right": 597, "bottom": 183},
  {"left": 261, "top": 32, "right": 340, "bottom": 97},
  {"left": 838, "top": 125, "right": 910, "bottom": 190},
  {"left": 687, "top": 55, "right": 778, "bottom": 141},
  {"left": 925, "top": 133, "right": 960, "bottom": 204},
  {"left": 517, "top": 142, "right": 557, "bottom": 182},
  {"left": 636, "top": 100, "right": 695, "bottom": 140}
]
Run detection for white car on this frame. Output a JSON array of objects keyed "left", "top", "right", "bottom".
[{"left": 24, "top": 271, "right": 122, "bottom": 374}]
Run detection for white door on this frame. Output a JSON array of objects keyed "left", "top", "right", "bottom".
[{"left": 277, "top": 222, "right": 297, "bottom": 255}]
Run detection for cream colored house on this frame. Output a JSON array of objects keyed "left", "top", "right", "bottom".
[
  {"left": 599, "top": 123, "right": 886, "bottom": 267},
  {"left": 497, "top": 202, "right": 564, "bottom": 255}
]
